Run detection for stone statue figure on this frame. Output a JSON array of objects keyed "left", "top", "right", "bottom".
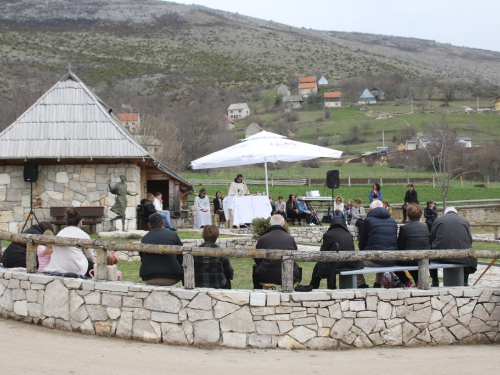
[{"left": 108, "top": 175, "right": 138, "bottom": 231}]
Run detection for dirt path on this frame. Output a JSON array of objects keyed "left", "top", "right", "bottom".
[{"left": 1, "top": 318, "right": 498, "bottom": 375}]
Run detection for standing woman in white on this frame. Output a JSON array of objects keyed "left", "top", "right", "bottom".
[{"left": 193, "top": 188, "right": 212, "bottom": 228}]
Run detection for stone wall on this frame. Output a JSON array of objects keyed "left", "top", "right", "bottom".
[
  {"left": 0, "top": 164, "right": 141, "bottom": 233},
  {"left": 1, "top": 268, "right": 499, "bottom": 349}
]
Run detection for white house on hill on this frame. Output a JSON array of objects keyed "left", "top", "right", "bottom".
[{"left": 227, "top": 103, "right": 250, "bottom": 120}]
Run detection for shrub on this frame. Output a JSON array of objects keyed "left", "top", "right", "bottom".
[{"left": 251, "top": 217, "right": 289, "bottom": 239}]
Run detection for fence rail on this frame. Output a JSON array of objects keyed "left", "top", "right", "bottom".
[
  {"left": 1, "top": 231, "right": 498, "bottom": 292},
  {"left": 187, "top": 179, "right": 307, "bottom": 186}
]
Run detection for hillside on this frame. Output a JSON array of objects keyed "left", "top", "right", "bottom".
[{"left": 1, "top": 0, "right": 499, "bottom": 95}]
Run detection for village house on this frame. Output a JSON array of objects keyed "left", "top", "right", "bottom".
[
  {"left": 0, "top": 70, "right": 193, "bottom": 233},
  {"left": 245, "top": 122, "right": 263, "bottom": 138},
  {"left": 358, "top": 89, "right": 377, "bottom": 105},
  {"left": 405, "top": 136, "right": 472, "bottom": 151},
  {"left": 277, "top": 84, "right": 290, "bottom": 97},
  {"left": 218, "top": 115, "right": 235, "bottom": 130},
  {"left": 495, "top": 98, "right": 500, "bottom": 111},
  {"left": 324, "top": 92, "right": 342, "bottom": 108},
  {"left": 227, "top": 103, "right": 250, "bottom": 120},
  {"left": 117, "top": 113, "right": 141, "bottom": 134},
  {"left": 282, "top": 95, "right": 303, "bottom": 110},
  {"left": 298, "top": 76, "right": 318, "bottom": 97},
  {"left": 370, "top": 87, "right": 385, "bottom": 101}
]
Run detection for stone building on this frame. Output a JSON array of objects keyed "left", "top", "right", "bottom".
[{"left": 0, "top": 70, "right": 193, "bottom": 233}]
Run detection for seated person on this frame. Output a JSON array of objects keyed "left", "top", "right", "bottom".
[
  {"left": 45, "top": 208, "right": 95, "bottom": 277},
  {"left": 1, "top": 221, "right": 54, "bottom": 268},
  {"left": 343, "top": 199, "right": 353, "bottom": 224},
  {"left": 253, "top": 215, "right": 301, "bottom": 289},
  {"left": 212, "top": 191, "right": 226, "bottom": 228},
  {"left": 286, "top": 194, "right": 301, "bottom": 225},
  {"left": 37, "top": 229, "right": 54, "bottom": 273},
  {"left": 142, "top": 193, "right": 176, "bottom": 231},
  {"left": 274, "top": 196, "right": 287, "bottom": 219},
  {"left": 269, "top": 196, "right": 276, "bottom": 215},
  {"left": 333, "top": 195, "right": 344, "bottom": 218},
  {"left": 140, "top": 213, "right": 184, "bottom": 286},
  {"left": 296, "top": 198, "right": 314, "bottom": 225},
  {"left": 194, "top": 225, "right": 233, "bottom": 289},
  {"left": 309, "top": 217, "right": 364, "bottom": 289},
  {"left": 154, "top": 192, "right": 171, "bottom": 220},
  {"left": 193, "top": 188, "right": 212, "bottom": 229}
]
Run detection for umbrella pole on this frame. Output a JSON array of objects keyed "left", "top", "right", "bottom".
[{"left": 265, "top": 159, "right": 269, "bottom": 196}]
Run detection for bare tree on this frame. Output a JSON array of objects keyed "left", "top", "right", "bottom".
[
  {"left": 420, "top": 118, "right": 473, "bottom": 209},
  {"left": 138, "top": 113, "right": 185, "bottom": 172},
  {"left": 362, "top": 121, "right": 371, "bottom": 135}
]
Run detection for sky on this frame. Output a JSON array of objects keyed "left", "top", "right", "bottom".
[{"left": 171, "top": 0, "right": 498, "bottom": 52}]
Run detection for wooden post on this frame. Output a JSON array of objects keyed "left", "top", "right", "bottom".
[
  {"left": 281, "top": 255, "right": 294, "bottom": 292},
  {"left": 95, "top": 248, "right": 108, "bottom": 280},
  {"left": 308, "top": 173, "right": 311, "bottom": 187},
  {"left": 418, "top": 259, "right": 430, "bottom": 290},
  {"left": 368, "top": 177, "right": 370, "bottom": 185},
  {"left": 407, "top": 176, "right": 410, "bottom": 184},
  {"left": 379, "top": 176, "right": 382, "bottom": 187},
  {"left": 432, "top": 176, "right": 435, "bottom": 188},
  {"left": 271, "top": 174, "right": 274, "bottom": 187},
  {"left": 460, "top": 176, "right": 463, "bottom": 188},
  {"left": 348, "top": 175, "right": 351, "bottom": 187},
  {"left": 26, "top": 240, "right": 37, "bottom": 273},
  {"left": 183, "top": 250, "right": 195, "bottom": 289}
]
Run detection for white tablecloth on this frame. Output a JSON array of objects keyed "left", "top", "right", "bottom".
[{"left": 223, "top": 196, "right": 272, "bottom": 226}]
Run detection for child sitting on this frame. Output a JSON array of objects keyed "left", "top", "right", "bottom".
[
  {"left": 37, "top": 229, "right": 54, "bottom": 273},
  {"left": 107, "top": 253, "right": 123, "bottom": 281}
]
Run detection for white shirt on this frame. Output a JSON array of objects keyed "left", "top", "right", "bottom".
[
  {"left": 44, "top": 226, "right": 94, "bottom": 276},
  {"left": 228, "top": 181, "right": 249, "bottom": 196},
  {"left": 153, "top": 198, "right": 163, "bottom": 211}
]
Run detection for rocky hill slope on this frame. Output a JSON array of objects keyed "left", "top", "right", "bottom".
[{"left": 0, "top": 0, "right": 499, "bottom": 94}]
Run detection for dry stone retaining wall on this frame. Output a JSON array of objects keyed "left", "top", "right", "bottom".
[{"left": 1, "top": 268, "right": 499, "bottom": 349}]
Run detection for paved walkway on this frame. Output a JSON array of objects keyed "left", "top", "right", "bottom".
[{"left": 0, "top": 318, "right": 498, "bottom": 375}]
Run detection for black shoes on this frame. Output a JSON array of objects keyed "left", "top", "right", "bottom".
[
  {"left": 170, "top": 227, "right": 177, "bottom": 231},
  {"left": 358, "top": 284, "right": 369, "bottom": 289},
  {"left": 373, "top": 283, "right": 382, "bottom": 288},
  {"left": 431, "top": 281, "right": 440, "bottom": 287}
]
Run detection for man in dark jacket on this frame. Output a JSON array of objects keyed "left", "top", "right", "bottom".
[
  {"left": 430, "top": 207, "right": 475, "bottom": 286},
  {"left": 309, "top": 217, "right": 364, "bottom": 289},
  {"left": 402, "top": 184, "right": 419, "bottom": 223},
  {"left": 1, "top": 221, "right": 54, "bottom": 268},
  {"left": 253, "top": 215, "right": 301, "bottom": 289},
  {"left": 140, "top": 213, "right": 183, "bottom": 285},
  {"left": 358, "top": 200, "right": 398, "bottom": 288}
]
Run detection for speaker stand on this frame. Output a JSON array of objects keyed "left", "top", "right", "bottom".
[{"left": 22, "top": 181, "right": 39, "bottom": 232}]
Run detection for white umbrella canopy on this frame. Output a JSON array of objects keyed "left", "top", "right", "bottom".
[{"left": 190, "top": 131, "right": 342, "bottom": 195}]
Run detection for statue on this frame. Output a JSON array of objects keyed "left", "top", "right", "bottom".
[{"left": 108, "top": 175, "right": 138, "bottom": 231}]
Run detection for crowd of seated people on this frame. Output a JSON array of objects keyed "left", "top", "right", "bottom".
[{"left": 3, "top": 182, "right": 476, "bottom": 291}]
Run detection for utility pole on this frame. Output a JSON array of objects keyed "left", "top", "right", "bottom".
[
  {"left": 382, "top": 130, "right": 385, "bottom": 148},
  {"left": 410, "top": 96, "right": 413, "bottom": 113}
]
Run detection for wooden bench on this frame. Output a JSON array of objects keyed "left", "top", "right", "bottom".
[
  {"left": 50, "top": 207, "right": 104, "bottom": 234},
  {"left": 470, "top": 224, "right": 500, "bottom": 240},
  {"left": 338, "top": 263, "right": 466, "bottom": 289}
]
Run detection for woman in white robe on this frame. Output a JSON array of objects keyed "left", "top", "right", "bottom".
[{"left": 193, "top": 188, "right": 212, "bottom": 228}]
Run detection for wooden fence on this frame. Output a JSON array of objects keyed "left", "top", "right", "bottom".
[{"left": 1, "top": 231, "right": 498, "bottom": 292}]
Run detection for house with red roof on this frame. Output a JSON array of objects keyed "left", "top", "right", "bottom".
[{"left": 324, "top": 92, "right": 342, "bottom": 108}]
